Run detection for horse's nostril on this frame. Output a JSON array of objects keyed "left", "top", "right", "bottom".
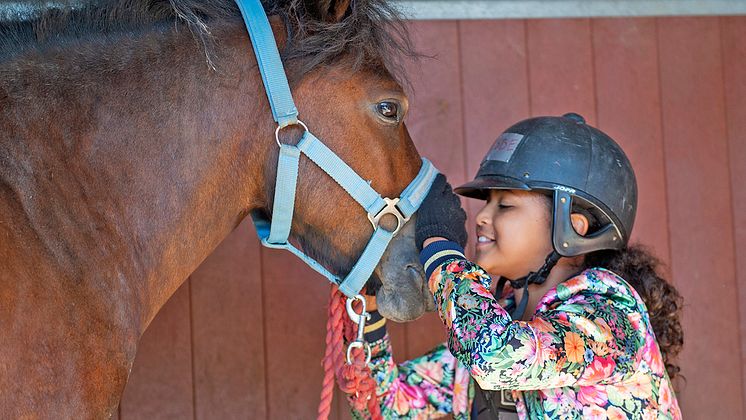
[{"left": 406, "top": 264, "right": 423, "bottom": 275}]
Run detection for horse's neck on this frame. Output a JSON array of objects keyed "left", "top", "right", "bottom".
[{"left": 0, "top": 21, "right": 272, "bottom": 335}]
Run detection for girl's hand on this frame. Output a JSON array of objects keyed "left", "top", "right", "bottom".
[{"left": 414, "top": 174, "right": 468, "bottom": 249}]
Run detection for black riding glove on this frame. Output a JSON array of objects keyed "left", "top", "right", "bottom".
[{"left": 414, "top": 174, "right": 468, "bottom": 250}]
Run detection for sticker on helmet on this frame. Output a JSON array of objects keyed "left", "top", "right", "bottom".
[
  {"left": 486, "top": 133, "right": 523, "bottom": 162},
  {"left": 554, "top": 185, "right": 577, "bottom": 194}
]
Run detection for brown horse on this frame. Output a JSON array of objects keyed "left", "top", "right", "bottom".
[{"left": 0, "top": 0, "right": 442, "bottom": 417}]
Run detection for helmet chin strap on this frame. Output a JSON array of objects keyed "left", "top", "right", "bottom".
[{"left": 495, "top": 251, "right": 562, "bottom": 320}]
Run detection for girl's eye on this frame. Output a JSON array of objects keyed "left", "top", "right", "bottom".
[
  {"left": 498, "top": 203, "right": 512, "bottom": 209},
  {"left": 377, "top": 101, "right": 399, "bottom": 121}
]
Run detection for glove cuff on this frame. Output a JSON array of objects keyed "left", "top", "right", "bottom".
[
  {"left": 363, "top": 310, "right": 386, "bottom": 342},
  {"left": 415, "top": 224, "right": 467, "bottom": 250}
]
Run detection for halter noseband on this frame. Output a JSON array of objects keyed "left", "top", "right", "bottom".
[{"left": 235, "top": 0, "right": 438, "bottom": 298}]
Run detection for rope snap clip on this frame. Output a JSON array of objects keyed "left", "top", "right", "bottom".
[{"left": 345, "top": 294, "right": 372, "bottom": 364}]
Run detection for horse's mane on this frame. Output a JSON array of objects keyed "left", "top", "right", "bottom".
[{"left": 0, "top": 0, "right": 414, "bottom": 79}]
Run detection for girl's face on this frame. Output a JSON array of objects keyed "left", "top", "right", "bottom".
[{"left": 474, "top": 189, "right": 554, "bottom": 279}]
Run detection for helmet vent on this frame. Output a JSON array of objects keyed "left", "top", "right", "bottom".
[{"left": 552, "top": 190, "right": 625, "bottom": 256}]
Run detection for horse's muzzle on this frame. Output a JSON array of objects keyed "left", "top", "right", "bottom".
[{"left": 372, "top": 215, "right": 434, "bottom": 322}]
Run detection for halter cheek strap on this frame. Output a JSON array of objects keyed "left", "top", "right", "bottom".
[{"left": 235, "top": 0, "right": 439, "bottom": 298}]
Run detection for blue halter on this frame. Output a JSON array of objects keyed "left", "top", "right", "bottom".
[{"left": 235, "top": 0, "right": 438, "bottom": 298}]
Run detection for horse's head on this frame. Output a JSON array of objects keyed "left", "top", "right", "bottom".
[
  {"left": 287, "top": 71, "right": 434, "bottom": 322},
  {"left": 254, "top": 0, "right": 438, "bottom": 321}
]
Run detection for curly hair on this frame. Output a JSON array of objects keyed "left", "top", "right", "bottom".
[{"left": 583, "top": 245, "right": 684, "bottom": 382}]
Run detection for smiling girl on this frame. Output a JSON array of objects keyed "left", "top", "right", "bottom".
[{"left": 351, "top": 113, "right": 683, "bottom": 419}]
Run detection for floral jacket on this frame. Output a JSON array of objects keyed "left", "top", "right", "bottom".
[
  {"left": 351, "top": 335, "right": 474, "bottom": 419},
  {"left": 353, "top": 241, "right": 681, "bottom": 419}
]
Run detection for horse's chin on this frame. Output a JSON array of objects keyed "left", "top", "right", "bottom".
[
  {"left": 376, "top": 280, "right": 434, "bottom": 322},
  {"left": 371, "top": 216, "right": 435, "bottom": 322}
]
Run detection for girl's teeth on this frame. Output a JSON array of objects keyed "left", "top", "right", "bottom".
[{"left": 478, "top": 236, "right": 493, "bottom": 243}]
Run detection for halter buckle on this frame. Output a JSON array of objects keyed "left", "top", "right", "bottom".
[{"left": 367, "top": 197, "right": 409, "bottom": 236}]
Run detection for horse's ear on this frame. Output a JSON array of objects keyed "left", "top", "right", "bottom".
[{"left": 320, "top": 0, "right": 352, "bottom": 22}]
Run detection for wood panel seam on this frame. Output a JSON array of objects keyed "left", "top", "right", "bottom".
[
  {"left": 259, "top": 245, "right": 271, "bottom": 419},
  {"left": 589, "top": 18, "right": 599, "bottom": 124},
  {"left": 188, "top": 278, "right": 197, "bottom": 420},
  {"left": 653, "top": 17, "right": 675, "bottom": 269},
  {"left": 456, "top": 21, "right": 470, "bottom": 216},
  {"left": 718, "top": 16, "right": 746, "bottom": 416},
  {"left": 523, "top": 20, "right": 533, "bottom": 115}
]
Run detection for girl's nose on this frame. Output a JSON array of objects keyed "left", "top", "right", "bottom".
[{"left": 475, "top": 202, "right": 493, "bottom": 227}]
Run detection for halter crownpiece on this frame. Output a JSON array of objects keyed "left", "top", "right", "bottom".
[{"left": 234, "top": 0, "right": 438, "bottom": 298}]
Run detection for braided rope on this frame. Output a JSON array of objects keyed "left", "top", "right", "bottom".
[
  {"left": 317, "top": 286, "right": 344, "bottom": 419},
  {"left": 317, "top": 286, "right": 382, "bottom": 420}
]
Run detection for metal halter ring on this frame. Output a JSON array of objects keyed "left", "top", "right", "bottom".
[
  {"left": 367, "top": 197, "right": 409, "bottom": 236},
  {"left": 275, "top": 120, "right": 308, "bottom": 147}
]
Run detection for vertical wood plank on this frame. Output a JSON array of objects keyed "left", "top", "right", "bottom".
[
  {"left": 721, "top": 16, "right": 746, "bottom": 414},
  {"left": 261, "top": 248, "right": 334, "bottom": 419},
  {"left": 190, "top": 219, "right": 266, "bottom": 419},
  {"left": 120, "top": 281, "right": 194, "bottom": 419},
  {"left": 657, "top": 17, "right": 741, "bottom": 418},
  {"left": 386, "top": 320, "right": 408, "bottom": 364},
  {"left": 405, "top": 21, "right": 467, "bottom": 186},
  {"left": 335, "top": 388, "right": 353, "bottom": 420},
  {"left": 403, "top": 20, "right": 466, "bottom": 360},
  {"left": 592, "top": 18, "right": 671, "bottom": 265},
  {"left": 526, "top": 19, "right": 596, "bottom": 123},
  {"left": 459, "top": 19, "right": 530, "bottom": 258}
]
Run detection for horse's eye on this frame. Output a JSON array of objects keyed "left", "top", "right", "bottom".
[{"left": 377, "top": 101, "right": 399, "bottom": 121}]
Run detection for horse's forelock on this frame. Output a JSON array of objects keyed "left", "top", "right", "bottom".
[
  {"left": 274, "top": 0, "right": 416, "bottom": 85},
  {"left": 1, "top": 0, "right": 416, "bottom": 83}
]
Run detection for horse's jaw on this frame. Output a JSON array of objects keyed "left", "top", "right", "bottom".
[{"left": 372, "top": 216, "right": 435, "bottom": 323}]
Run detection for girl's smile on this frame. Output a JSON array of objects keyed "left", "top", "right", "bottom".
[
  {"left": 473, "top": 189, "right": 555, "bottom": 281},
  {"left": 476, "top": 233, "right": 495, "bottom": 247}
]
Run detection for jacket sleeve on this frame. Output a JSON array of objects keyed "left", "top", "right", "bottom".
[
  {"left": 421, "top": 241, "right": 646, "bottom": 391},
  {"left": 349, "top": 330, "right": 473, "bottom": 419}
]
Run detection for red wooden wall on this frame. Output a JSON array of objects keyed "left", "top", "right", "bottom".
[{"left": 117, "top": 16, "right": 746, "bottom": 419}]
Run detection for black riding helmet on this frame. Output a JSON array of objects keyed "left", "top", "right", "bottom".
[{"left": 455, "top": 113, "right": 638, "bottom": 319}]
